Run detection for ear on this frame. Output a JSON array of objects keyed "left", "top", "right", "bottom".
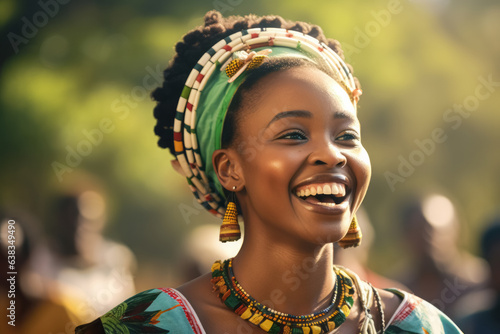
[{"left": 212, "top": 149, "right": 244, "bottom": 191}]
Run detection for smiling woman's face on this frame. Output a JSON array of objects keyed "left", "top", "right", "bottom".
[{"left": 225, "top": 66, "right": 371, "bottom": 246}]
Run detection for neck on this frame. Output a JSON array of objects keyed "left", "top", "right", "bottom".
[{"left": 232, "top": 231, "right": 336, "bottom": 316}]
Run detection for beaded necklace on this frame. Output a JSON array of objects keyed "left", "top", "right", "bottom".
[
  {"left": 227, "top": 259, "right": 338, "bottom": 323},
  {"left": 211, "top": 258, "right": 355, "bottom": 334}
]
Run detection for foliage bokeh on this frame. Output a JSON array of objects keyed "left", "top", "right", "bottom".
[{"left": 1, "top": 0, "right": 499, "bottom": 290}]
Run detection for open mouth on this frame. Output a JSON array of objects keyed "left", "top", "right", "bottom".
[{"left": 294, "top": 183, "right": 349, "bottom": 206}]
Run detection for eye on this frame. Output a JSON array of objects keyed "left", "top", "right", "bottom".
[
  {"left": 278, "top": 130, "right": 308, "bottom": 141},
  {"left": 336, "top": 131, "right": 360, "bottom": 142}
]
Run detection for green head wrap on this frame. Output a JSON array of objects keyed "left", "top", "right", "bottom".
[
  {"left": 197, "top": 46, "right": 313, "bottom": 200},
  {"left": 172, "top": 28, "right": 359, "bottom": 218}
]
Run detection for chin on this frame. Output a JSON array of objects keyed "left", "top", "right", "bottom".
[{"left": 301, "top": 216, "right": 352, "bottom": 246}]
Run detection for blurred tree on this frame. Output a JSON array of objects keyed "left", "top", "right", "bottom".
[{"left": 0, "top": 0, "right": 498, "bottom": 287}]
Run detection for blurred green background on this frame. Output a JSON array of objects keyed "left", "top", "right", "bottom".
[{"left": 1, "top": 0, "right": 499, "bottom": 290}]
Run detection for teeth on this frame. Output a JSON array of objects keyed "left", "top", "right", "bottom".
[
  {"left": 339, "top": 184, "right": 346, "bottom": 197},
  {"left": 332, "top": 183, "right": 346, "bottom": 197},
  {"left": 316, "top": 202, "right": 337, "bottom": 207},
  {"left": 295, "top": 182, "right": 347, "bottom": 198}
]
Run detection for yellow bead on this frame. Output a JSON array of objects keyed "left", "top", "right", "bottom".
[
  {"left": 247, "top": 55, "right": 266, "bottom": 70},
  {"left": 211, "top": 261, "right": 221, "bottom": 272},
  {"left": 311, "top": 326, "right": 321, "bottom": 334},
  {"left": 240, "top": 309, "right": 252, "bottom": 320},
  {"left": 225, "top": 59, "right": 244, "bottom": 78},
  {"left": 259, "top": 319, "right": 274, "bottom": 331},
  {"left": 249, "top": 313, "right": 264, "bottom": 325}
]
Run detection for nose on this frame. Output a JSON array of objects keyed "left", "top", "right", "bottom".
[{"left": 308, "top": 141, "right": 347, "bottom": 168}]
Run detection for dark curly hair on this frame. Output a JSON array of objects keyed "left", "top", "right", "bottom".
[{"left": 151, "top": 10, "right": 360, "bottom": 156}]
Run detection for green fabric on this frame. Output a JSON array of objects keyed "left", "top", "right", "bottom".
[
  {"left": 195, "top": 46, "right": 314, "bottom": 198},
  {"left": 196, "top": 67, "right": 245, "bottom": 198},
  {"left": 98, "top": 288, "right": 200, "bottom": 333},
  {"left": 77, "top": 287, "right": 464, "bottom": 333},
  {"left": 385, "top": 288, "right": 464, "bottom": 334}
]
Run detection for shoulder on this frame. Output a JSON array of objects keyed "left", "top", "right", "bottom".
[
  {"left": 75, "top": 288, "right": 204, "bottom": 334},
  {"left": 177, "top": 272, "right": 217, "bottom": 307},
  {"left": 377, "top": 288, "right": 404, "bottom": 326},
  {"left": 383, "top": 288, "right": 464, "bottom": 334}
]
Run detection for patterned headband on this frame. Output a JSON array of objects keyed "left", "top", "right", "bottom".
[{"left": 173, "top": 27, "right": 360, "bottom": 218}]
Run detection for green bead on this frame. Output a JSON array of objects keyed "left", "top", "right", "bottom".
[
  {"left": 224, "top": 293, "right": 241, "bottom": 309},
  {"left": 332, "top": 311, "right": 346, "bottom": 326},
  {"left": 345, "top": 296, "right": 354, "bottom": 307},
  {"left": 181, "top": 85, "right": 191, "bottom": 99},
  {"left": 268, "top": 323, "right": 281, "bottom": 334}
]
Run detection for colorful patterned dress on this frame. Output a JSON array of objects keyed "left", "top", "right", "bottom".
[{"left": 75, "top": 288, "right": 463, "bottom": 333}]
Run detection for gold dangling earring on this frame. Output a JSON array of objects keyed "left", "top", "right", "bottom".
[
  {"left": 338, "top": 215, "right": 362, "bottom": 249},
  {"left": 219, "top": 186, "right": 241, "bottom": 242}
]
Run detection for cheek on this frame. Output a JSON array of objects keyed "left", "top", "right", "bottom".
[
  {"left": 349, "top": 147, "right": 371, "bottom": 210},
  {"left": 245, "top": 148, "right": 303, "bottom": 192},
  {"left": 351, "top": 147, "right": 371, "bottom": 187},
  {"left": 359, "top": 148, "right": 372, "bottom": 185}
]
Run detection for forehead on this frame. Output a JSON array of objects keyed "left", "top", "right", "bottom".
[{"left": 243, "top": 66, "right": 356, "bottom": 122}]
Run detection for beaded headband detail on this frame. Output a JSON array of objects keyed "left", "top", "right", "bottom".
[
  {"left": 173, "top": 27, "right": 360, "bottom": 218},
  {"left": 224, "top": 49, "right": 273, "bottom": 82}
]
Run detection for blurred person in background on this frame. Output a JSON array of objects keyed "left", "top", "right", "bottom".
[
  {"left": 334, "top": 207, "right": 409, "bottom": 291},
  {"left": 31, "top": 189, "right": 137, "bottom": 326},
  {"left": 398, "top": 193, "right": 488, "bottom": 320},
  {"left": 180, "top": 224, "right": 243, "bottom": 282},
  {"left": 0, "top": 211, "right": 73, "bottom": 334},
  {"left": 457, "top": 219, "right": 500, "bottom": 333}
]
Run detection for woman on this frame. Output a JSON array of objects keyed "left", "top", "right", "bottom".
[{"left": 76, "top": 11, "right": 463, "bottom": 334}]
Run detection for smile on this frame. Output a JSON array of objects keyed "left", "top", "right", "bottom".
[
  {"left": 295, "top": 182, "right": 347, "bottom": 206},
  {"left": 292, "top": 174, "right": 352, "bottom": 211}
]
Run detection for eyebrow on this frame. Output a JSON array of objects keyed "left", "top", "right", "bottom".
[
  {"left": 266, "top": 110, "right": 352, "bottom": 128},
  {"left": 266, "top": 110, "right": 312, "bottom": 128},
  {"left": 333, "top": 111, "right": 351, "bottom": 120}
]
